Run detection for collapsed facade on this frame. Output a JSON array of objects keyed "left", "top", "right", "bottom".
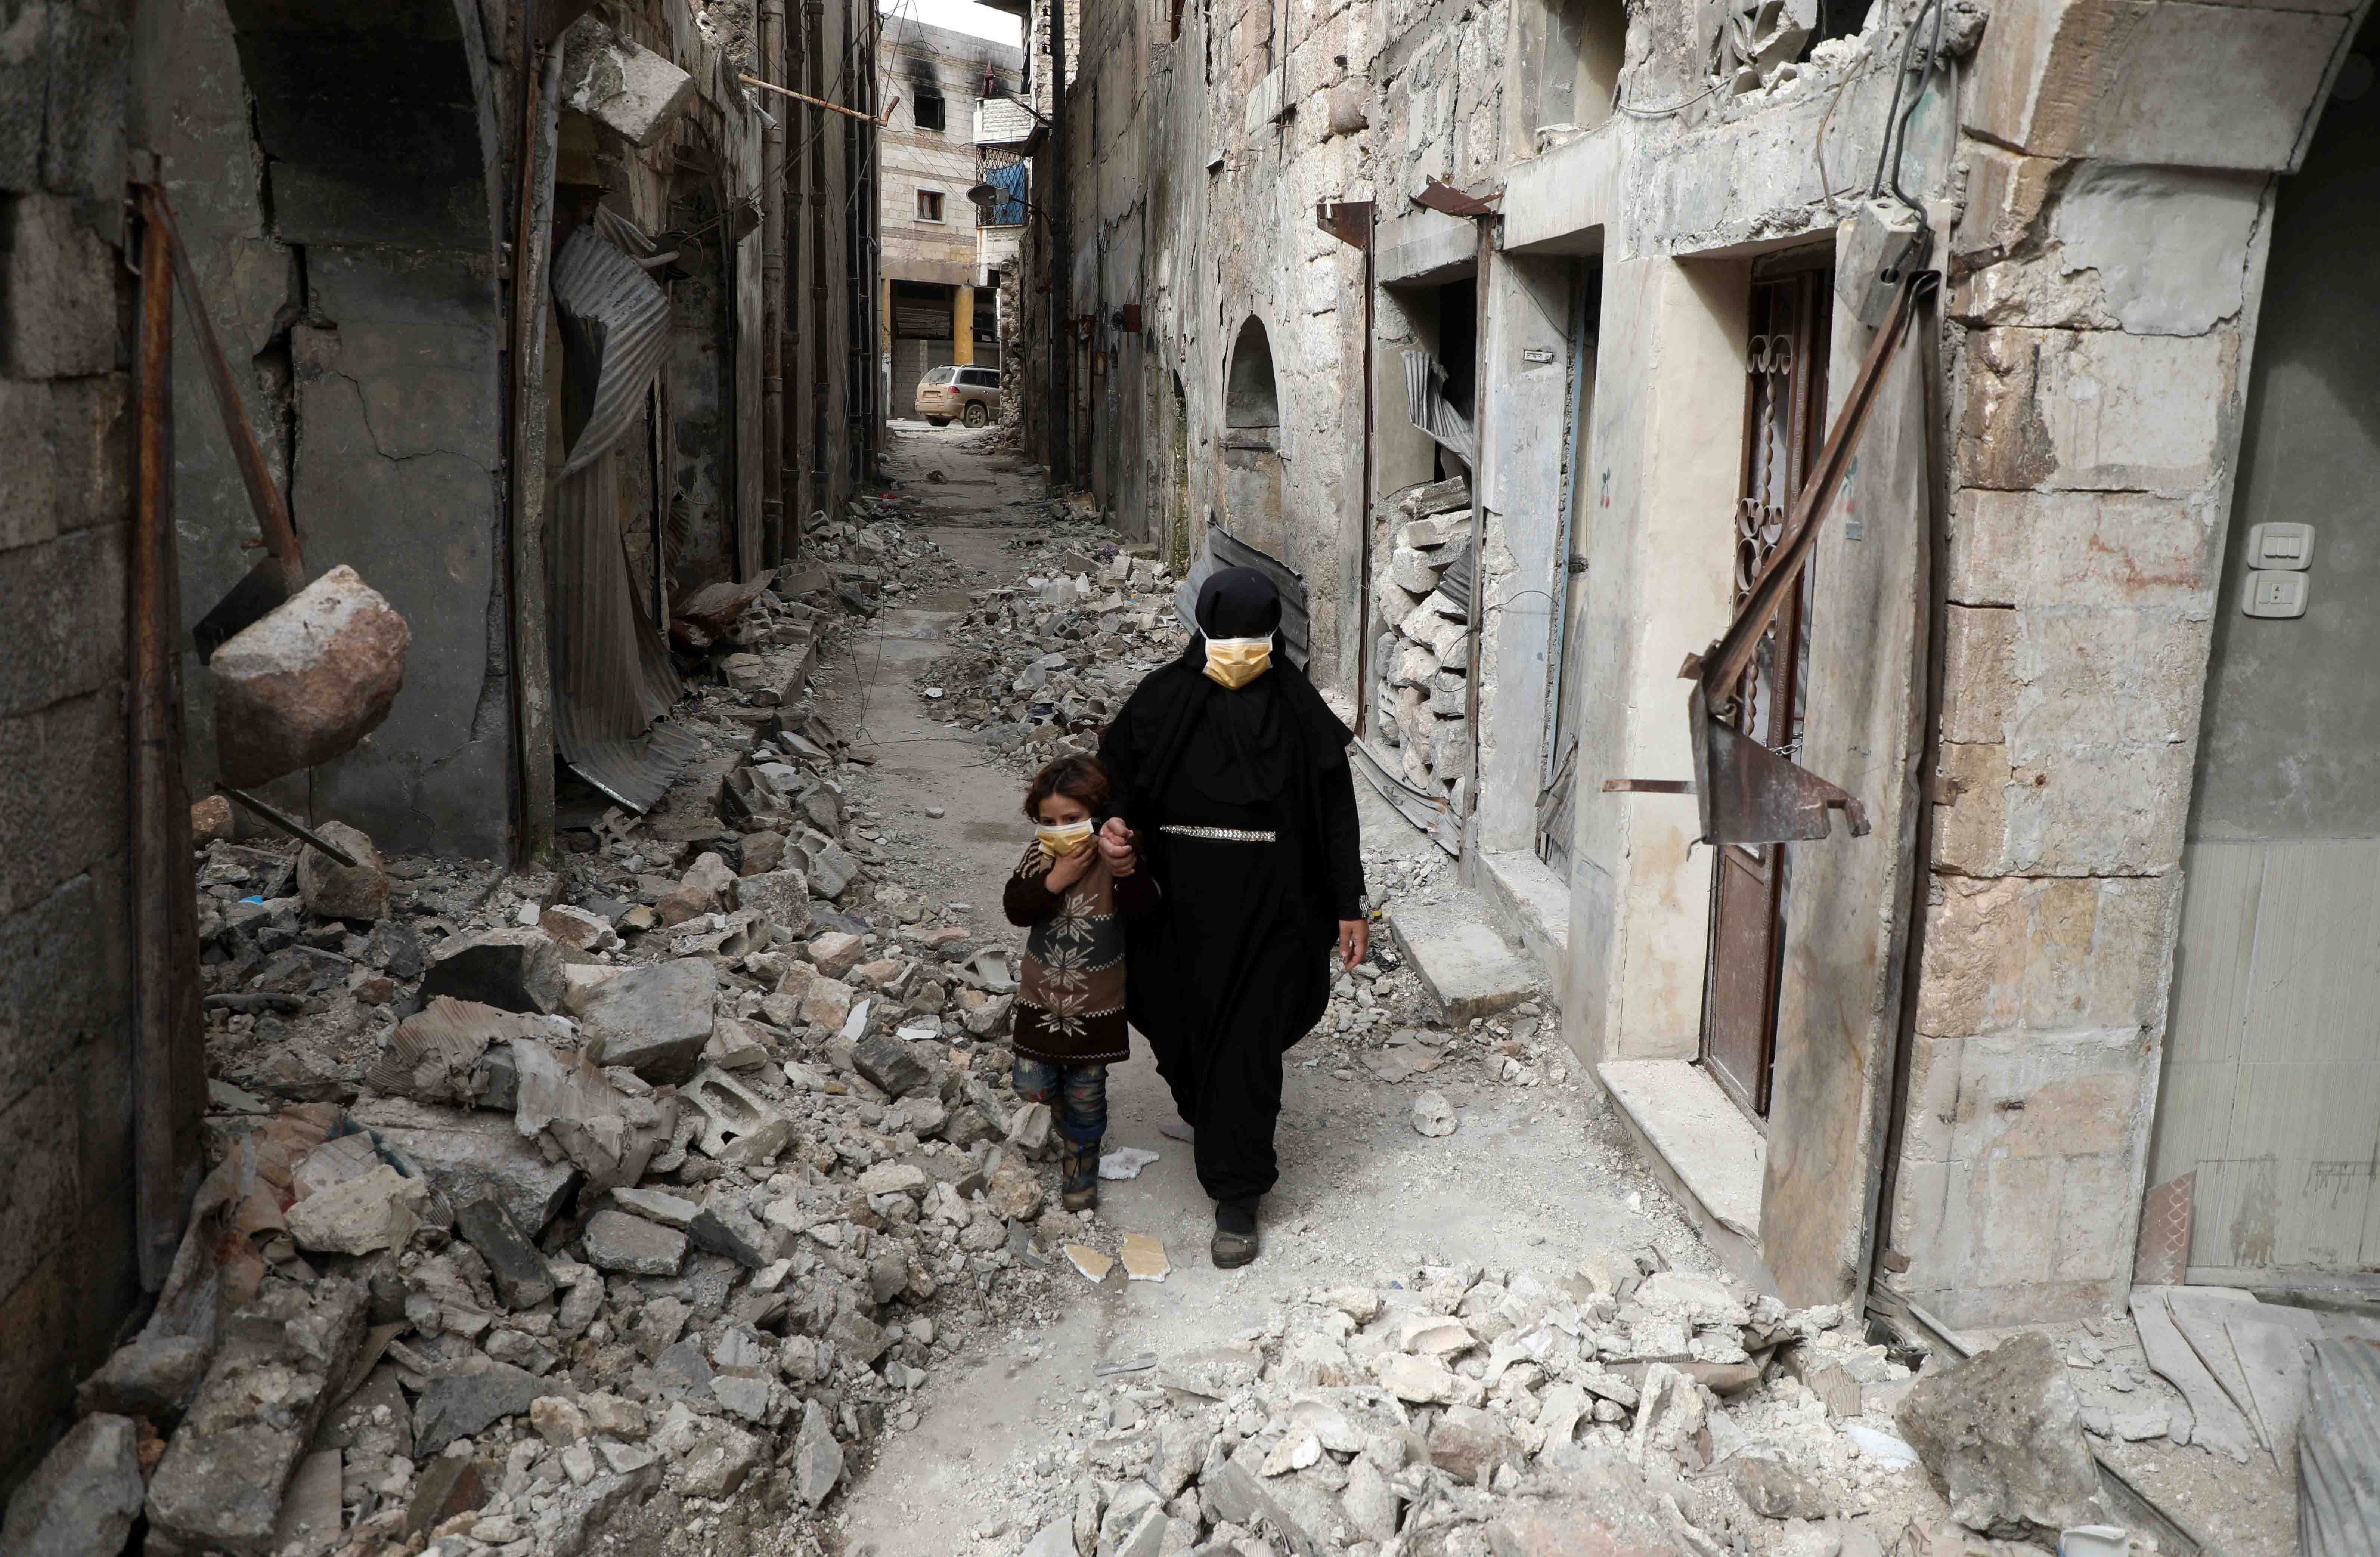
[
  {"left": 2, "top": 0, "right": 884, "bottom": 1487},
  {"left": 1029, "top": 0, "right": 2380, "bottom": 1325}
]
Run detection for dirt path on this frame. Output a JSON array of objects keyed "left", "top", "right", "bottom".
[{"left": 817, "top": 427, "right": 1722, "bottom": 1556}]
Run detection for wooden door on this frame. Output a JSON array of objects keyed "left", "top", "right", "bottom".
[{"left": 1702, "top": 266, "right": 1830, "bottom": 1119}]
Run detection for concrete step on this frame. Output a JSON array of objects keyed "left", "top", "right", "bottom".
[{"left": 1383, "top": 894, "right": 1536, "bottom": 1022}]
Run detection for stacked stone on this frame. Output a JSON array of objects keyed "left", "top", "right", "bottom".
[{"left": 1368, "top": 478, "right": 1475, "bottom": 807}]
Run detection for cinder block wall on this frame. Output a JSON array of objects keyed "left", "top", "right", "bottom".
[{"left": 0, "top": 186, "right": 146, "bottom": 1481}]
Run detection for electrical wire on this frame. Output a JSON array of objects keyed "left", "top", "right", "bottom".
[{"left": 1608, "top": 81, "right": 1722, "bottom": 120}]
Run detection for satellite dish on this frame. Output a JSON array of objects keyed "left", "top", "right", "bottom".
[{"left": 966, "top": 183, "right": 1000, "bottom": 209}]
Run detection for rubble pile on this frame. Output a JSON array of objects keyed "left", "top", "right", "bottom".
[
  {"left": 918, "top": 527, "right": 1187, "bottom": 770},
  {"left": 1367, "top": 478, "right": 1475, "bottom": 813},
  {"left": 983, "top": 1261, "right": 2024, "bottom": 1557},
  {"left": 24, "top": 506, "right": 1111, "bottom": 1557}
]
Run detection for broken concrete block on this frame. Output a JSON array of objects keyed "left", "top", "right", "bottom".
[
  {"left": 1896, "top": 1331, "right": 2103, "bottom": 1537},
  {"left": 1388, "top": 545, "right": 1445, "bottom": 594},
  {"left": 852, "top": 1033, "right": 932, "bottom": 1097},
  {"left": 1628, "top": 1362, "right": 1707, "bottom": 1467},
  {"left": 541, "top": 903, "right": 619, "bottom": 951},
  {"left": 366, "top": 997, "right": 541, "bottom": 1105},
  {"left": 1731, "top": 1446, "right": 1831, "bottom": 1519},
  {"left": 1410, "top": 1090, "right": 1458, "bottom": 1137},
  {"left": 689, "top": 1202, "right": 779, "bottom": 1268},
  {"left": 560, "top": 19, "right": 698, "bottom": 148},
  {"left": 412, "top": 1363, "right": 545, "bottom": 1457},
  {"left": 580, "top": 958, "right": 717, "bottom": 1083},
  {"left": 807, "top": 930, "right": 865, "bottom": 979},
  {"left": 0, "top": 1413, "right": 145, "bottom": 1557},
  {"left": 705, "top": 1015, "right": 771, "bottom": 1070},
  {"left": 419, "top": 927, "right": 566, "bottom": 1014},
  {"left": 1429, "top": 1403, "right": 1520, "bottom": 1483},
  {"left": 74, "top": 1334, "right": 210, "bottom": 1420},
  {"left": 285, "top": 1164, "right": 428, "bottom": 1255},
  {"left": 295, "top": 820, "right": 388, "bottom": 921},
  {"left": 734, "top": 868, "right": 815, "bottom": 935},
  {"left": 145, "top": 1281, "right": 368, "bottom": 1555},
  {"left": 582, "top": 1209, "right": 688, "bottom": 1275},
  {"left": 799, "top": 972, "right": 856, "bottom": 1029},
  {"left": 984, "top": 1159, "right": 1046, "bottom": 1221},
  {"left": 793, "top": 1399, "right": 844, "bottom": 1507},
  {"left": 561, "top": 962, "right": 624, "bottom": 1015},
  {"left": 682, "top": 1065, "right": 793, "bottom": 1162},
  {"left": 794, "top": 832, "right": 859, "bottom": 898},
  {"left": 454, "top": 1194, "right": 558, "bottom": 1309},
  {"left": 611, "top": 1186, "right": 699, "bottom": 1227},
  {"left": 349, "top": 1097, "right": 578, "bottom": 1236},
  {"left": 190, "top": 793, "right": 236, "bottom": 842},
  {"left": 211, "top": 565, "right": 411, "bottom": 789}
]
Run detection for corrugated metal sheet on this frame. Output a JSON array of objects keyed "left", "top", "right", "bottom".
[
  {"left": 552, "top": 224, "right": 673, "bottom": 479},
  {"left": 2303, "top": 1337, "right": 2380, "bottom": 1557},
  {"left": 548, "top": 219, "right": 692, "bottom": 811},
  {"left": 1173, "top": 521, "right": 1311, "bottom": 670},
  {"left": 1401, "top": 348, "right": 1475, "bottom": 468}
]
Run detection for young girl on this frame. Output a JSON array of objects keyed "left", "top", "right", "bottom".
[{"left": 1004, "top": 754, "right": 1159, "bottom": 1210}]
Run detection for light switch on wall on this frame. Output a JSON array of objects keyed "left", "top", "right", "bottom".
[
  {"left": 2247, "top": 521, "right": 2314, "bottom": 569},
  {"left": 2243, "top": 569, "right": 2309, "bottom": 619}
]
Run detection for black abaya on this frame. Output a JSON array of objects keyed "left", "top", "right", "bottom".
[{"left": 1099, "top": 570, "right": 1364, "bottom": 1205}]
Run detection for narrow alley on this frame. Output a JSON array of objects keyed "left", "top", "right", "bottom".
[{"left": 7, "top": 0, "right": 2380, "bottom": 1551}]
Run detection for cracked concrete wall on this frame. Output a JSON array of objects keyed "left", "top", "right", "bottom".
[{"left": 147, "top": 0, "right": 516, "bottom": 857}]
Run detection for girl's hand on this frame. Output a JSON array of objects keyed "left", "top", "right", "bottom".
[
  {"left": 1338, "top": 918, "right": 1369, "bottom": 973},
  {"left": 1045, "top": 845, "right": 1094, "bottom": 893},
  {"left": 1096, "top": 816, "right": 1138, "bottom": 877}
]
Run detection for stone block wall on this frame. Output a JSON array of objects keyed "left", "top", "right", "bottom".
[
  {"left": 0, "top": 169, "right": 145, "bottom": 1495},
  {"left": 1881, "top": 4, "right": 2334, "bottom": 1322}
]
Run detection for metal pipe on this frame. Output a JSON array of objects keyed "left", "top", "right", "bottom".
[
  {"left": 217, "top": 784, "right": 362, "bottom": 867},
  {"left": 741, "top": 71, "right": 886, "bottom": 123},
  {"left": 1459, "top": 228, "right": 1491, "bottom": 878},
  {"left": 1046, "top": 0, "right": 1072, "bottom": 485},
  {"left": 760, "top": 0, "right": 787, "bottom": 565},
  {"left": 131, "top": 178, "right": 202, "bottom": 1291}
]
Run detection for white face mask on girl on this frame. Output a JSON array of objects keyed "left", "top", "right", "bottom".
[{"left": 1203, "top": 635, "right": 1273, "bottom": 689}]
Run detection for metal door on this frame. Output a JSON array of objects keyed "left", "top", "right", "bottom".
[
  {"left": 1538, "top": 266, "right": 1600, "bottom": 874},
  {"left": 1702, "top": 267, "right": 1830, "bottom": 1118}
]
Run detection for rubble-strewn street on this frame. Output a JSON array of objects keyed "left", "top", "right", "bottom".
[{"left": 12, "top": 425, "right": 2347, "bottom": 1557}]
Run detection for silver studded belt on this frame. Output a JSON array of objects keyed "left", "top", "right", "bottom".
[{"left": 1160, "top": 824, "right": 1278, "bottom": 843}]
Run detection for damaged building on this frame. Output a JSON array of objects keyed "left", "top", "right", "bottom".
[
  {"left": 876, "top": 16, "right": 1022, "bottom": 411},
  {"left": 2, "top": 0, "right": 886, "bottom": 1490},
  {"left": 1027, "top": 0, "right": 2380, "bottom": 1327}
]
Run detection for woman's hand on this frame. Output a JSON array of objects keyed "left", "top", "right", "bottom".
[
  {"left": 1044, "top": 845, "right": 1094, "bottom": 893},
  {"left": 1096, "top": 816, "right": 1138, "bottom": 877},
  {"left": 1337, "top": 917, "right": 1369, "bottom": 973}
]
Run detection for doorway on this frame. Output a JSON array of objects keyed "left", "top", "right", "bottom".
[
  {"left": 2151, "top": 40, "right": 2380, "bottom": 1279},
  {"left": 1538, "top": 263, "right": 1601, "bottom": 875},
  {"left": 1701, "top": 258, "right": 1832, "bottom": 1119}
]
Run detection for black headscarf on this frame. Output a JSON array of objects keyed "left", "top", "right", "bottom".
[{"left": 1098, "top": 569, "right": 1352, "bottom": 919}]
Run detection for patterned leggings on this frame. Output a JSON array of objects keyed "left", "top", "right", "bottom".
[{"left": 1011, "top": 1058, "right": 1107, "bottom": 1149}]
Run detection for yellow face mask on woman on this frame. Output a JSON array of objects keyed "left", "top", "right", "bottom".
[
  {"left": 1203, "top": 635, "right": 1273, "bottom": 690},
  {"left": 1035, "top": 819, "right": 1095, "bottom": 858}
]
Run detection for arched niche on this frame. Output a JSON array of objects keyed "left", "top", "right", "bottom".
[{"left": 1220, "top": 314, "right": 1286, "bottom": 557}]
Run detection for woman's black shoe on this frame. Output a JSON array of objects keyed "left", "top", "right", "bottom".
[{"left": 1211, "top": 1200, "right": 1259, "bottom": 1268}]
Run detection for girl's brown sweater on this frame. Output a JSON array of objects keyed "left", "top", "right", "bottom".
[{"left": 1001, "top": 845, "right": 1161, "bottom": 1065}]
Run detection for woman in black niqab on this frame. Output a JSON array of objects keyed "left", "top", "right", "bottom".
[{"left": 1098, "top": 568, "right": 1366, "bottom": 1267}]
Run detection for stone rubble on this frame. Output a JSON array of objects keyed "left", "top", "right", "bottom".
[
  {"left": 913, "top": 523, "right": 1190, "bottom": 770},
  {"left": 7, "top": 498, "right": 2182, "bottom": 1557},
  {"left": 13, "top": 501, "right": 1117, "bottom": 1557},
  {"left": 974, "top": 1260, "right": 2081, "bottom": 1557}
]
